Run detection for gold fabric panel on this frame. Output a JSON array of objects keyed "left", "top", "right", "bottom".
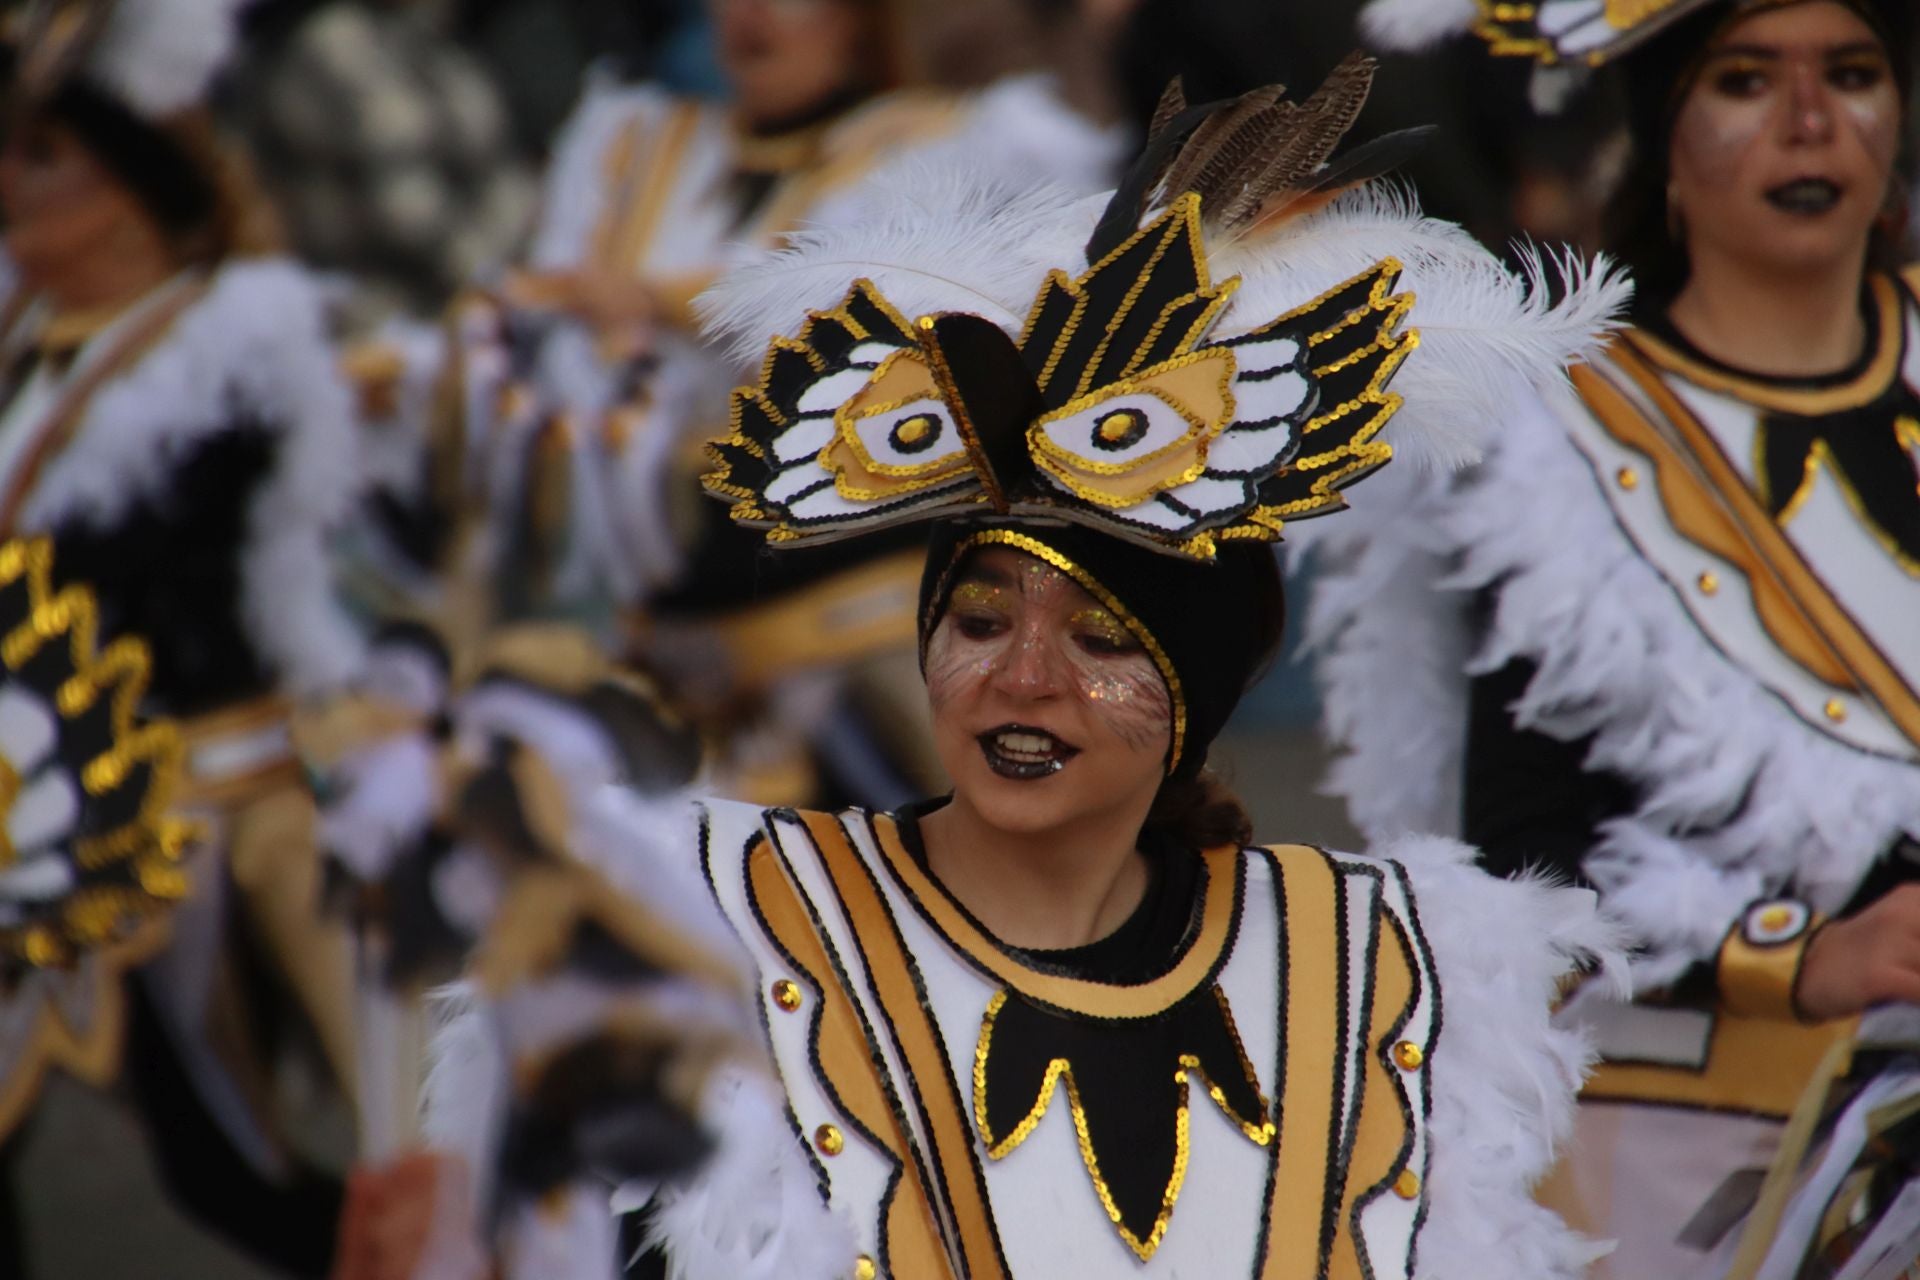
[
  {"left": 1572, "top": 360, "right": 1855, "bottom": 690},
  {"left": 1331, "top": 911, "right": 1418, "bottom": 1280},
  {"left": 1718, "top": 920, "right": 1818, "bottom": 1023},
  {"left": 1583, "top": 1011, "right": 1853, "bottom": 1119},
  {"left": 745, "top": 833, "right": 951, "bottom": 1278},
  {"left": 799, "top": 811, "right": 1010, "bottom": 1280},
  {"left": 591, "top": 101, "right": 704, "bottom": 276},
  {"left": 1261, "top": 845, "right": 1341, "bottom": 1278},
  {"left": 1606, "top": 345, "right": 1920, "bottom": 750}
]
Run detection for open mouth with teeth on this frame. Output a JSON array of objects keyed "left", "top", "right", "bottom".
[
  {"left": 1766, "top": 178, "right": 1843, "bottom": 215},
  {"left": 977, "top": 724, "right": 1082, "bottom": 780}
]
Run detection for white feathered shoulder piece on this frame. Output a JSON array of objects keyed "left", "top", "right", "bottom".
[
  {"left": 9, "top": 0, "right": 246, "bottom": 120},
  {"left": 699, "top": 54, "right": 1628, "bottom": 562}
]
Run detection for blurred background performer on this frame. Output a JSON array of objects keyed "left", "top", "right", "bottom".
[
  {"left": 0, "top": 0, "right": 369, "bottom": 1274},
  {"left": 1310, "top": 1, "right": 1920, "bottom": 1275},
  {"left": 423, "top": 0, "right": 1141, "bottom": 814}
]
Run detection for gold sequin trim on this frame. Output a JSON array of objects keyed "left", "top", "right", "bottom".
[
  {"left": 1238, "top": 259, "right": 1416, "bottom": 527},
  {"left": 1755, "top": 417, "right": 1920, "bottom": 579},
  {"left": 943, "top": 530, "right": 1188, "bottom": 771},
  {"left": 0, "top": 539, "right": 194, "bottom": 969},
  {"left": 971, "top": 987, "right": 1273, "bottom": 1261}
]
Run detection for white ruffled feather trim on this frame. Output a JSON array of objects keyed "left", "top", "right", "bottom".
[
  {"left": 1359, "top": 0, "right": 1483, "bottom": 53},
  {"left": 86, "top": 0, "right": 246, "bottom": 118},
  {"left": 644, "top": 1069, "right": 857, "bottom": 1280},
  {"left": 1383, "top": 833, "right": 1625, "bottom": 1280}
]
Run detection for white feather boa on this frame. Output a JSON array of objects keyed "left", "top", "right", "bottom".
[
  {"left": 1385, "top": 833, "right": 1625, "bottom": 1279},
  {"left": 1359, "top": 0, "right": 1483, "bottom": 52},
  {"left": 1297, "top": 457, "right": 1476, "bottom": 841},
  {"left": 1311, "top": 376, "right": 1920, "bottom": 989},
  {"left": 18, "top": 256, "right": 364, "bottom": 693},
  {"left": 86, "top": 0, "right": 246, "bottom": 118},
  {"left": 1449, "top": 383, "right": 1920, "bottom": 985}
]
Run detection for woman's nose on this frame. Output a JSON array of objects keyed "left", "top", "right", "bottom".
[
  {"left": 1784, "top": 63, "right": 1837, "bottom": 145},
  {"left": 991, "top": 625, "right": 1067, "bottom": 697}
]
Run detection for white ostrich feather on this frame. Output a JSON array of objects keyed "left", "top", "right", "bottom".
[
  {"left": 696, "top": 158, "right": 1095, "bottom": 364},
  {"left": 86, "top": 0, "right": 247, "bottom": 118},
  {"left": 1219, "top": 185, "right": 1632, "bottom": 470},
  {"left": 1360, "top": 0, "right": 1483, "bottom": 52},
  {"left": 645, "top": 1069, "right": 858, "bottom": 1280}
]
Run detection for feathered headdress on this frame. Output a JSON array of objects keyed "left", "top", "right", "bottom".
[
  {"left": 1364, "top": 0, "right": 1909, "bottom": 71},
  {"left": 701, "top": 54, "right": 1629, "bottom": 562}
]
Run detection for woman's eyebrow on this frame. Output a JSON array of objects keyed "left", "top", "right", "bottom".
[
  {"left": 1702, "top": 40, "right": 1887, "bottom": 63},
  {"left": 957, "top": 564, "right": 1015, "bottom": 591}
]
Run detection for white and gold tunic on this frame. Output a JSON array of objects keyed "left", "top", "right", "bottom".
[
  {"left": 1303, "top": 271, "right": 1920, "bottom": 1277},
  {"left": 613, "top": 799, "right": 1606, "bottom": 1280}
]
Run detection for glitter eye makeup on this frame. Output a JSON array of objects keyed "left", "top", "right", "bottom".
[
  {"left": 1069, "top": 608, "right": 1139, "bottom": 655},
  {"left": 924, "top": 554, "right": 1173, "bottom": 759}
]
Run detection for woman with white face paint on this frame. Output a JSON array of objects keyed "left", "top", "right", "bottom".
[
  {"left": 1318, "top": 1, "right": 1920, "bottom": 1275},
  {"left": 330, "top": 58, "right": 1634, "bottom": 1280}
]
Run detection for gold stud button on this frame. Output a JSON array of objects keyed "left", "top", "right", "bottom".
[
  {"left": 1394, "top": 1169, "right": 1423, "bottom": 1200},
  {"left": 1825, "top": 699, "right": 1848, "bottom": 723},
  {"left": 854, "top": 1256, "right": 877, "bottom": 1280},
  {"left": 1697, "top": 571, "right": 1719, "bottom": 596},
  {"left": 1616, "top": 466, "right": 1639, "bottom": 491},
  {"left": 1759, "top": 905, "right": 1793, "bottom": 933},
  {"left": 814, "top": 1123, "right": 845, "bottom": 1157},
  {"left": 1392, "top": 1040, "right": 1424, "bottom": 1071},
  {"left": 772, "top": 979, "right": 802, "bottom": 1012}
]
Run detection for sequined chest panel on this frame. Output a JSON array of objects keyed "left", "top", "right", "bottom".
[
  {"left": 1558, "top": 276, "right": 1920, "bottom": 764},
  {"left": 699, "top": 801, "right": 1440, "bottom": 1279}
]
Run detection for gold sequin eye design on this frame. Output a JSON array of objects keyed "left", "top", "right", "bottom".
[{"left": 890, "top": 413, "right": 942, "bottom": 454}]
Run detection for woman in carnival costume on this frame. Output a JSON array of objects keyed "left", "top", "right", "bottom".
[
  {"left": 0, "top": 0, "right": 366, "bottom": 1273},
  {"left": 332, "top": 57, "right": 1631, "bottom": 1280},
  {"left": 1314, "top": 1, "right": 1920, "bottom": 1275}
]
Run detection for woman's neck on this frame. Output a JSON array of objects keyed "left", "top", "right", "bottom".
[
  {"left": 918, "top": 792, "right": 1154, "bottom": 951},
  {"left": 1666, "top": 247, "right": 1870, "bottom": 378}
]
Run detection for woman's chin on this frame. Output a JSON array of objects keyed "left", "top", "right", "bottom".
[{"left": 951, "top": 765, "right": 1091, "bottom": 836}]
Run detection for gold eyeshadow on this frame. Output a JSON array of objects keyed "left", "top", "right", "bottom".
[{"left": 1070, "top": 608, "right": 1136, "bottom": 648}]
